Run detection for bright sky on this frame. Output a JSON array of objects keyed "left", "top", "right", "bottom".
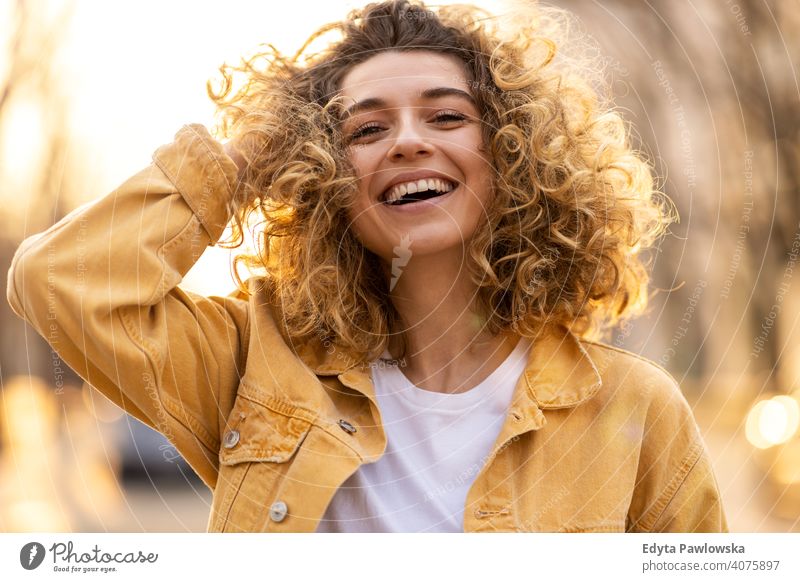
[{"left": 1, "top": 0, "right": 505, "bottom": 296}]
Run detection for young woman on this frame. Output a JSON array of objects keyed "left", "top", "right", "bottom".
[{"left": 7, "top": 0, "right": 727, "bottom": 532}]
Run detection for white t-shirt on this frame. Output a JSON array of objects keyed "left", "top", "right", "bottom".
[{"left": 315, "top": 336, "right": 532, "bottom": 532}]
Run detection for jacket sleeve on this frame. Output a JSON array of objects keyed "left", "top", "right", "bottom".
[
  {"left": 6, "top": 124, "right": 248, "bottom": 489},
  {"left": 626, "top": 366, "right": 729, "bottom": 533},
  {"left": 647, "top": 440, "right": 728, "bottom": 532}
]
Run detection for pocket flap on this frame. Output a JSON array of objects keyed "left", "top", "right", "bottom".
[{"left": 219, "top": 395, "right": 311, "bottom": 465}]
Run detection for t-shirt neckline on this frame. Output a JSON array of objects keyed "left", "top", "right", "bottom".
[{"left": 374, "top": 336, "right": 532, "bottom": 411}]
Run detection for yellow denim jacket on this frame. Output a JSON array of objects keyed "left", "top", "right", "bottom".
[{"left": 7, "top": 124, "right": 728, "bottom": 533}]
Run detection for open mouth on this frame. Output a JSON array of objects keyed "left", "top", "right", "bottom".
[{"left": 381, "top": 178, "right": 457, "bottom": 206}]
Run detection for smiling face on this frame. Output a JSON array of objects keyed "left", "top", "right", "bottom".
[{"left": 337, "top": 50, "right": 495, "bottom": 264}]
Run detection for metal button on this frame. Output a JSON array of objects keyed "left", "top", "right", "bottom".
[
  {"left": 338, "top": 419, "right": 357, "bottom": 434},
  {"left": 269, "top": 500, "right": 288, "bottom": 523},
  {"left": 222, "top": 429, "right": 240, "bottom": 449}
]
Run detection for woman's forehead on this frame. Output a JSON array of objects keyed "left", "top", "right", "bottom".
[{"left": 337, "top": 50, "right": 471, "bottom": 99}]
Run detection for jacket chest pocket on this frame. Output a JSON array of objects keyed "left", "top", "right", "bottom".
[{"left": 209, "top": 394, "right": 312, "bottom": 532}]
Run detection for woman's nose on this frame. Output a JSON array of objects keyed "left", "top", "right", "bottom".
[{"left": 386, "top": 119, "right": 434, "bottom": 161}]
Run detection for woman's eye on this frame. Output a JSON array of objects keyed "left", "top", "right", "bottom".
[
  {"left": 347, "top": 111, "right": 468, "bottom": 143},
  {"left": 349, "top": 122, "right": 383, "bottom": 141},
  {"left": 433, "top": 111, "right": 467, "bottom": 124}
]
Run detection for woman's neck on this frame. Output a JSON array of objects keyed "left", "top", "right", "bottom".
[{"left": 385, "top": 248, "right": 520, "bottom": 394}]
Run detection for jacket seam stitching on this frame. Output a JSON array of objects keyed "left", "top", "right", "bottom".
[
  {"left": 632, "top": 438, "right": 704, "bottom": 532},
  {"left": 152, "top": 124, "right": 231, "bottom": 240},
  {"left": 112, "top": 193, "right": 219, "bottom": 453},
  {"left": 152, "top": 146, "right": 212, "bottom": 236},
  {"left": 238, "top": 300, "right": 251, "bottom": 385},
  {"left": 181, "top": 123, "right": 220, "bottom": 159},
  {"left": 580, "top": 338, "right": 678, "bottom": 383},
  {"left": 649, "top": 444, "right": 712, "bottom": 532},
  {"left": 558, "top": 522, "right": 625, "bottom": 533},
  {"left": 146, "top": 212, "right": 200, "bottom": 306},
  {"left": 219, "top": 451, "right": 302, "bottom": 463},
  {"left": 314, "top": 424, "right": 365, "bottom": 460},
  {"left": 237, "top": 381, "right": 319, "bottom": 424},
  {"left": 161, "top": 392, "right": 219, "bottom": 454},
  {"left": 529, "top": 333, "right": 603, "bottom": 409},
  {"left": 240, "top": 393, "right": 363, "bottom": 459},
  {"left": 7, "top": 227, "right": 64, "bottom": 315},
  {"left": 117, "top": 306, "right": 218, "bottom": 454},
  {"left": 235, "top": 383, "right": 363, "bottom": 459},
  {"left": 218, "top": 463, "right": 251, "bottom": 532}
]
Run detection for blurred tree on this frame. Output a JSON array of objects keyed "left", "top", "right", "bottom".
[
  {"left": 555, "top": 0, "right": 799, "bottom": 404},
  {"left": 0, "top": 0, "right": 80, "bottom": 383},
  {"left": 728, "top": 0, "right": 800, "bottom": 391}
]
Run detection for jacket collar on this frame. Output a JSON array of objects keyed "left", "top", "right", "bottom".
[
  {"left": 521, "top": 326, "right": 603, "bottom": 409},
  {"left": 296, "top": 325, "right": 603, "bottom": 410}
]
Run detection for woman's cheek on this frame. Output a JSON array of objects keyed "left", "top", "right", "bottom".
[
  {"left": 346, "top": 143, "right": 372, "bottom": 176},
  {"left": 349, "top": 211, "right": 396, "bottom": 264}
]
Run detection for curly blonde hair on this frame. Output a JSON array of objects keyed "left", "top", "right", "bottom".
[{"left": 208, "top": 0, "right": 673, "bottom": 363}]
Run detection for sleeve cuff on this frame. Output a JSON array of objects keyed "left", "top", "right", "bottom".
[{"left": 151, "top": 123, "right": 240, "bottom": 243}]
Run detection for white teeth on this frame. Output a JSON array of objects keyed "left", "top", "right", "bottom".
[{"left": 384, "top": 177, "right": 456, "bottom": 203}]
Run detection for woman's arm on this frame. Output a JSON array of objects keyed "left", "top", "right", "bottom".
[
  {"left": 6, "top": 124, "right": 247, "bottom": 489},
  {"left": 623, "top": 364, "right": 729, "bottom": 533},
  {"left": 646, "top": 443, "right": 728, "bottom": 532}
]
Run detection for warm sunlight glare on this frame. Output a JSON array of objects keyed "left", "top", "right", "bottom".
[
  {"left": 745, "top": 395, "right": 800, "bottom": 449},
  {"left": 2, "top": 0, "right": 505, "bottom": 295}
]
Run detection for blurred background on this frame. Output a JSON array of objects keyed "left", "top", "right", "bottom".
[{"left": 0, "top": 0, "right": 798, "bottom": 532}]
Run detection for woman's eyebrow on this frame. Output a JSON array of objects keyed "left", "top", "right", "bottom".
[
  {"left": 341, "top": 86, "right": 477, "bottom": 118},
  {"left": 419, "top": 86, "right": 476, "bottom": 106}
]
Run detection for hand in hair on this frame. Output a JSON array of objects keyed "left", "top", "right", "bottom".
[{"left": 223, "top": 139, "right": 246, "bottom": 174}]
